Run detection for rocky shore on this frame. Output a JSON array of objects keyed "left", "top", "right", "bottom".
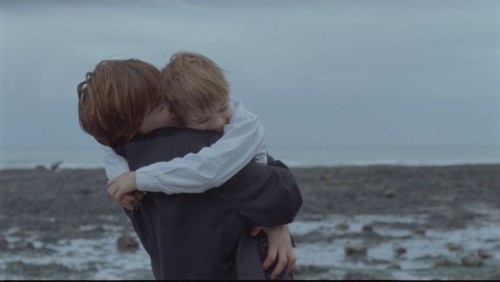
[{"left": 1, "top": 164, "right": 500, "bottom": 279}]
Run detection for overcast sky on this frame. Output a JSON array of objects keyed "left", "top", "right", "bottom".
[{"left": 1, "top": 0, "right": 499, "bottom": 150}]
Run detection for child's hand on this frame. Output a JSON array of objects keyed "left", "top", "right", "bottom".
[
  {"left": 251, "top": 224, "right": 296, "bottom": 279},
  {"left": 119, "top": 191, "right": 147, "bottom": 210},
  {"left": 107, "top": 171, "right": 138, "bottom": 202},
  {"left": 129, "top": 191, "right": 147, "bottom": 208}
]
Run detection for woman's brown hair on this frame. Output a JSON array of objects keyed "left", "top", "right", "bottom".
[{"left": 77, "top": 59, "right": 164, "bottom": 149}]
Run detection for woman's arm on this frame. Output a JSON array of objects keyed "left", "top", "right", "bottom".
[{"left": 135, "top": 97, "right": 268, "bottom": 194}]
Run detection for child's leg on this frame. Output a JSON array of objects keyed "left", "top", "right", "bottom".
[{"left": 256, "top": 232, "right": 294, "bottom": 280}]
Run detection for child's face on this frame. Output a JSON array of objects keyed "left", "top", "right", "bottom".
[
  {"left": 139, "top": 102, "right": 181, "bottom": 134},
  {"left": 184, "top": 100, "right": 232, "bottom": 132}
]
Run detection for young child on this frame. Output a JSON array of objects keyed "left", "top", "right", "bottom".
[
  {"left": 78, "top": 53, "right": 295, "bottom": 279},
  {"left": 104, "top": 52, "right": 268, "bottom": 201}
]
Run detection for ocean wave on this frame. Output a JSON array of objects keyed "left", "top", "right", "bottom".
[{"left": 1, "top": 146, "right": 499, "bottom": 169}]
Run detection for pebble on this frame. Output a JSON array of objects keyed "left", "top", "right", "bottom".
[
  {"left": 383, "top": 188, "right": 396, "bottom": 198},
  {"left": 477, "top": 249, "right": 491, "bottom": 259},
  {"left": 343, "top": 271, "right": 373, "bottom": 280},
  {"left": 335, "top": 222, "right": 349, "bottom": 230},
  {"left": 361, "top": 224, "right": 373, "bottom": 233},
  {"left": 117, "top": 233, "right": 139, "bottom": 253},
  {"left": 434, "top": 256, "right": 457, "bottom": 267},
  {"left": 345, "top": 244, "right": 368, "bottom": 257},
  {"left": 461, "top": 254, "right": 483, "bottom": 267},
  {"left": 446, "top": 243, "right": 463, "bottom": 251},
  {"left": 413, "top": 227, "right": 426, "bottom": 235},
  {"left": 321, "top": 172, "right": 341, "bottom": 186},
  {"left": 387, "top": 263, "right": 401, "bottom": 270},
  {"left": 394, "top": 246, "right": 407, "bottom": 256}
]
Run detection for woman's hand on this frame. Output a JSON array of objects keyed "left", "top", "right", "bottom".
[{"left": 251, "top": 224, "right": 296, "bottom": 279}]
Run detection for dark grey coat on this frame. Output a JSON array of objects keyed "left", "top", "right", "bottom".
[{"left": 120, "top": 127, "right": 302, "bottom": 279}]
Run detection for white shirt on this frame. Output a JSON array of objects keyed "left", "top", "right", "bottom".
[{"left": 101, "top": 97, "right": 268, "bottom": 194}]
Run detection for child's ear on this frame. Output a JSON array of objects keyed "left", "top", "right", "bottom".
[
  {"left": 168, "top": 106, "right": 178, "bottom": 120},
  {"left": 171, "top": 112, "right": 179, "bottom": 123}
]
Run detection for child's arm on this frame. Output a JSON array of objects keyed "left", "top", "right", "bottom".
[
  {"left": 135, "top": 97, "right": 267, "bottom": 194},
  {"left": 106, "top": 97, "right": 267, "bottom": 196},
  {"left": 228, "top": 98, "right": 268, "bottom": 165},
  {"left": 100, "top": 145, "right": 130, "bottom": 180}
]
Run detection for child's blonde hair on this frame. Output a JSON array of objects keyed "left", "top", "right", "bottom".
[
  {"left": 160, "top": 52, "right": 229, "bottom": 121},
  {"left": 77, "top": 59, "right": 164, "bottom": 149}
]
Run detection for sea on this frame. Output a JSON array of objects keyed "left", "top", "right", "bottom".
[{"left": 1, "top": 145, "right": 499, "bottom": 170}]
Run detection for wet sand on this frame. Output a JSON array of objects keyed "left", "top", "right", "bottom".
[{"left": 1, "top": 164, "right": 500, "bottom": 279}]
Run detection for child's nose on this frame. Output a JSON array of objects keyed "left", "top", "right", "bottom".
[{"left": 213, "top": 115, "right": 226, "bottom": 132}]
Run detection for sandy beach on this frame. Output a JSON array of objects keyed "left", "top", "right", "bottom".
[{"left": 1, "top": 164, "right": 500, "bottom": 279}]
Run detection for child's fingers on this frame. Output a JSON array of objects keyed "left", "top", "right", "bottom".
[
  {"left": 118, "top": 193, "right": 135, "bottom": 209},
  {"left": 107, "top": 184, "right": 117, "bottom": 198},
  {"left": 115, "top": 189, "right": 125, "bottom": 201},
  {"left": 131, "top": 193, "right": 144, "bottom": 206},
  {"left": 109, "top": 182, "right": 124, "bottom": 200},
  {"left": 120, "top": 197, "right": 134, "bottom": 210},
  {"left": 107, "top": 183, "right": 137, "bottom": 210},
  {"left": 122, "top": 194, "right": 134, "bottom": 202}
]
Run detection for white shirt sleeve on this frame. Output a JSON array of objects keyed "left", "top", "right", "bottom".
[
  {"left": 100, "top": 145, "right": 130, "bottom": 181},
  {"left": 135, "top": 97, "right": 268, "bottom": 194}
]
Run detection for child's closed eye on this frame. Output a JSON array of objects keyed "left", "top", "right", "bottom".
[
  {"left": 196, "top": 119, "right": 209, "bottom": 124},
  {"left": 218, "top": 104, "right": 228, "bottom": 113}
]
